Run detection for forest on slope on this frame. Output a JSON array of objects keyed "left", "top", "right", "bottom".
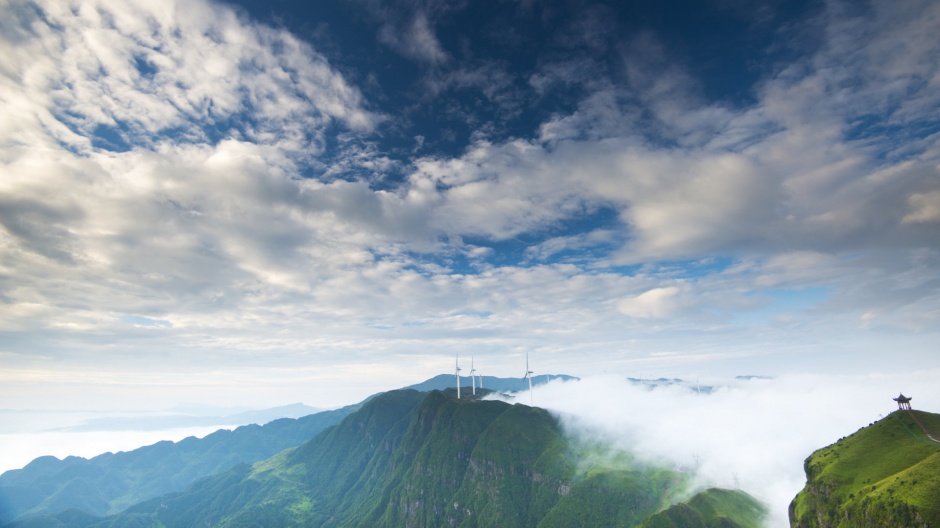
[
  {"left": 5, "top": 389, "right": 766, "bottom": 528},
  {"left": 0, "top": 405, "right": 357, "bottom": 524}
]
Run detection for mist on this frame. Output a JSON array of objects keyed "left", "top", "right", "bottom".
[
  {"left": 0, "top": 425, "right": 238, "bottom": 475},
  {"left": 507, "top": 370, "right": 940, "bottom": 528}
]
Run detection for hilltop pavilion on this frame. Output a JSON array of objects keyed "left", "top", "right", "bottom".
[{"left": 893, "top": 393, "right": 912, "bottom": 410}]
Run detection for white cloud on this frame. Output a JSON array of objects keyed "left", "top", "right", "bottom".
[
  {"left": 903, "top": 190, "right": 940, "bottom": 223},
  {"left": 523, "top": 229, "right": 618, "bottom": 262},
  {"left": 0, "top": 0, "right": 420, "bottom": 377},
  {"left": 516, "top": 372, "right": 940, "bottom": 528},
  {"left": 617, "top": 286, "right": 684, "bottom": 319},
  {"left": 2, "top": 0, "right": 376, "bottom": 157},
  {"left": 405, "top": 0, "right": 940, "bottom": 265},
  {"left": 377, "top": 10, "right": 448, "bottom": 65},
  {"left": 0, "top": 0, "right": 938, "bottom": 420}
]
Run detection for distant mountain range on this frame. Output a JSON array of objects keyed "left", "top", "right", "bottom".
[
  {"left": 0, "top": 404, "right": 358, "bottom": 525},
  {"left": 3, "top": 388, "right": 767, "bottom": 528},
  {"left": 404, "top": 373, "right": 578, "bottom": 393},
  {"left": 0, "top": 373, "right": 572, "bottom": 525},
  {"left": 50, "top": 403, "right": 323, "bottom": 432},
  {"left": 3, "top": 372, "right": 836, "bottom": 527}
]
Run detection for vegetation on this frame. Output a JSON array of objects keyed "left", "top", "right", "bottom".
[
  {"left": 8, "top": 389, "right": 767, "bottom": 528},
  {"left": 639, "top": 488, "right": 768, "bottom": 528},
  {"left": 0, "top": 404, "right": 357, "bottom": 524},
  {"left": 789, "top": 409, "right": 940, "bottom": 527}
]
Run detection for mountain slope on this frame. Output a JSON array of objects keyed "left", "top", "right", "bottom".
[
  {"left": 0, "top": 373, "right": 574, "bottom": 525},
  {"left": 639, "top": 488, "right": 768, "bottom": 528},
  {"left": 0, "top": 404, "right": 357, "bottom": 524},
  {"left": 789, "top": 409, "right": 940, "bottom": 527},
  {"left": 47, "top": 389, "right": 764, "bottom": 528}
]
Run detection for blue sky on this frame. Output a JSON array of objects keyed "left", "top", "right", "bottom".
[{"left": 1, "top": 0, "right": 939, "bottom": 411}]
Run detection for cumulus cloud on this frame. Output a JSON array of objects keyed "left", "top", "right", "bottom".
[
  {"left": 617, "top": 286, "right": 684, "bottom": 319},
  {"left": 0, "top": 0, "right": 416, "bottom": 375},
  {"left": 403, "top": 0, "right": 940, "bottom": 267}
]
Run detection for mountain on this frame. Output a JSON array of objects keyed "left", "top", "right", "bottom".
[
  {"left": 639, "top": 488, "right": 768, "bottom": 528},
  {"left": 789, "top": 409, "right": 940, "bottom": 527},
  {"left": 0, "top": 404, "right": 357, "bottom": 524},
  {"left": 0, "top": 373, "right": 572, "bottom": 525},
  {"left": 22, "top": 388, "right": 767, "bottom": 528}
]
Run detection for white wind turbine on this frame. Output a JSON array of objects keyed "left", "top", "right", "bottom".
[
  {"left": 469, "top": 356, "right": 477, "bottom": 396},
  {"left": 455, "top": 353, "right": 462, "bottom": 399},
  {"left": 523, "top": 350, "right": 534, "bottom": 405}
]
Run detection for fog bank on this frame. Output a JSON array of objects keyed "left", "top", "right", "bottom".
[
  {"left": 512, "top": 371, "right": 940, "bottom": 528},
  {"left": 0, "top": 424, "right": 238, "bottom": 475}
]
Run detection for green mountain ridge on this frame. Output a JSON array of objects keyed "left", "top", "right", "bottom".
[
  {"left": 640, "top": 488, "right": 768, "bottom": 528},
  {"left": 8, "top": 389, "right": 766, "bottom": 528},
  {"left": 789, "top": 409, "right": 940, "bottom": 527},
  {"left": 0, "top": 374, "right": 557, "bottom": 525}
]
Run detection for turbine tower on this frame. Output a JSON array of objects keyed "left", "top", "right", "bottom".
[
  {"left": 469, "top": 356, "right": 477, "bottom": 395},
  {"left": 455, "top": 353, "right": 462, "bottom": 399},
  {"left": 523, "top": 350, "right": 534, "bottom": 405}
]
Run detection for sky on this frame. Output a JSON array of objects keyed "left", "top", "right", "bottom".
[{"left": 1, "top": 0, "right": 939, "bottom": 414}]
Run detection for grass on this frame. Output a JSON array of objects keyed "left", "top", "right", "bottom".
[
  {"left": 639, "top": 488, "right": 767, "bottom": 528},
  {"left": 790, "top": 410, "right": 940, "bottom": 527}
]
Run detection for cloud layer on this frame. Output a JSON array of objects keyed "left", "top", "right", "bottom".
[
  {"left": 0, "top": 0, "right": 938, "bottom": 414},
  {"left": 518, "top": 372, "right": 940, "bottom": 527}
]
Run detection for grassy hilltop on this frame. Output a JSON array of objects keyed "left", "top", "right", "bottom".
[{"left": 789, "top": 409, "right": 940, "bottom": 527}]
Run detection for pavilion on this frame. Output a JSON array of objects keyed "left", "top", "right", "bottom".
[{"left": 893, "top": 393, "right": 912, "bottom": 410}]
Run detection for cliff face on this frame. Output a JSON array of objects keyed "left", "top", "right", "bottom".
[{"left": 789, "top": 410, "right": 940, "bottom": 528}]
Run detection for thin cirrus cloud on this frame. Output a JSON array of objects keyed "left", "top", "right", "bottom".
[{"left": 378, "top": 10, "right": 449, "bottom": 65}]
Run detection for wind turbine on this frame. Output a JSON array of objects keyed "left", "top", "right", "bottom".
[
  {"left": 455, "top": 352, "right": 462, "bottom": 399},
  {"left": 523, "top": 350, "right": 534, "bottom": 405},
  {"left": 469, "top": 356, "right": 477, "bottom": 396}
]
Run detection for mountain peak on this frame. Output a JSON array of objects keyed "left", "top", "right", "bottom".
[{"left": 790, "top": 409, "right": 940, "bottom": 527}]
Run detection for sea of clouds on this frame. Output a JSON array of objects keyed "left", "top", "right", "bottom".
[
  {"left": 506, "top": 371, "right": 940, "bottom": 528},
  {"left": 0, "top": 410, "right": 241, "bottom": 475},
  {"left": 3, "top": 371, "right": 937, "bottom": 528}
]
